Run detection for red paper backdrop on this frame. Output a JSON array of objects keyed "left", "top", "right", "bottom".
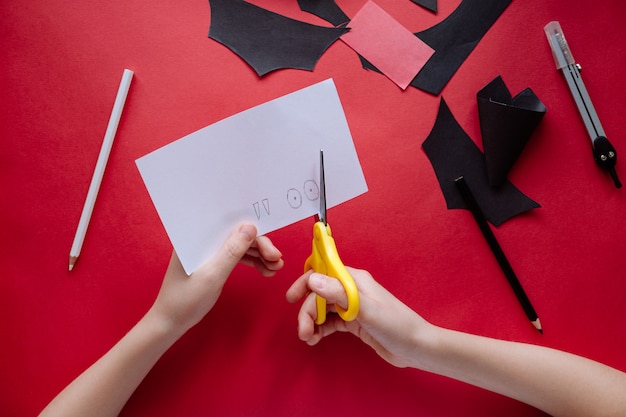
[{"left": 2, "top": 1, "right": 626, "bottom": 416}]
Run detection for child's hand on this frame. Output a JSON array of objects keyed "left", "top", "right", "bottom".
[
  {"left": 151, "top": 223, "right": 284, "bottom": 335},
  {"left": 286, "top": 267, "right": 430, "bottom": 368}
]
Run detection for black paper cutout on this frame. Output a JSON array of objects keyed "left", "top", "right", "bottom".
[
  {"left": 477, "top": 76, "right": 547, "bottom": 187},
  {"left": 208, "top": 0, "right": 349, "bottom": 76},
  {"left": 411, "top": 0, "right": 511, "bottom": 94},
  {"left": 297, "top": 0, "right": 349, "bottom": 26},
  {"left": 411, "top": 0, "right": 438, "bottom": 13},
  {"left": 422, "top": 98, "right": 540, "bottom": 226},
  {"left": 360, "top": 0, "right": 511, "bottom": 95}
]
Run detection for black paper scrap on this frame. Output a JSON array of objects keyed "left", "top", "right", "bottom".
[
  {"left": 297, "top": 0, "right": 350, "bottom": 26},
  {"left": 411, "top": 0, "right": 438, "bottom": 13},
  {"left": 422, "top": 98, "right": 540, "bottom": 226},
  {"left": 208, "top": 0, "right": 349, "bottom": 76},
  {"left": 411, "top": 0, "right": 511, "bottom": 94},
  {"left": 477, "top": 76, "right": 547, "bottom": 188},
  {"left": 359, "top": 0, "right": 511, "bottom": 95}
]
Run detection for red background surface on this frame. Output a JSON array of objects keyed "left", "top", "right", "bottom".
[{"left": 2, "top": 1, "right": 626, "bottom": 416}]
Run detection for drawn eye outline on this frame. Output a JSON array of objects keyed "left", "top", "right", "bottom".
[
  {"left": 303, "top": 180, "right": 319, "bottom": 201},
  {"left": 286, "top": 188, "right": 302, "bottom": 209}
]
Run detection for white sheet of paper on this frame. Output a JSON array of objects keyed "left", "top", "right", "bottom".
[{"left": 136, "top": 79, "right": 368, "bottom": 274}]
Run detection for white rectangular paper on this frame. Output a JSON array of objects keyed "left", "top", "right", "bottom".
[{"left": 136, "top": 79, "right": 368, "bottom": 274}]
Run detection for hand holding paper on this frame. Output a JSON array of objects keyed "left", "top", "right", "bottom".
[{"left": 136, "top": 79, "right": 367, "bottom": 274}]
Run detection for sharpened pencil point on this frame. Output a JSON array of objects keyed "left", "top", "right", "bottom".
[
  {"left": 69, "top": 256, "right": 78, "bottom": 271},
  {"left": 532, "top": 318, "right": 543, "bottom": 334}
]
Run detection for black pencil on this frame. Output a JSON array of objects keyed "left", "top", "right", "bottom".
[{"left": 454, "top": 176, "right": 542, "bottom": 333}]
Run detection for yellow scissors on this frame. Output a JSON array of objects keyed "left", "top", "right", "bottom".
[{"left": 304, "top": 149, "right": 360, "bottom": 325}]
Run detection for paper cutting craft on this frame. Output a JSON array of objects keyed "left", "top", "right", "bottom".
[
  {"left": 209, "top": 0, "right": 506, "bottom": 92},
  {"left": 422, "top": 99, "right": 540, "bottom": 226},
  {"left": 300, "top": 0, "right": 436, "bottom": 26},
  {"left": 411, "top": 0, "right": 438, "bottom": 13},
  {"left": 412, "top": 0, "right": 512, "bottom": 94},
  {"left": 208, "top": 0, "right": 349, "bottom": 76},
  {"left": 361, "top": 0, "right": 512, "bottom": 94},
  {"left": 340, "top": 1, "right": 434, "bottom": 90},
  {"left": 477, "top": 76, "right": 547, "bottom": 187},
  {"left": 297, "top": 0, "right": 349, "bottom": 26},
  {"left": 136, "top": 79, "right": 368, "bottom": 275}
]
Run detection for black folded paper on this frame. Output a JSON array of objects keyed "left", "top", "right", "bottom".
[
  {"left": 477, "top": 76, "right": 547, "bottom": 187},
  {"left": 422, "top": 98, "right": 540, "bottom": 226}
]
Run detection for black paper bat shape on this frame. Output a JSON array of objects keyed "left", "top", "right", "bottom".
[
  {"left": 422, "top": 98, "right": 540, "bottom": 226},
  {"left": 209, "top": 0, "right": 510, "bottom": 93},
  {"left": 208, "top": 0, "right": 349, "bottom": 76}
]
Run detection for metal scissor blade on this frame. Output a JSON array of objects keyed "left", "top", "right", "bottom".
[{"left": 319, "top": 149, "right": 327, "bottom": 225}]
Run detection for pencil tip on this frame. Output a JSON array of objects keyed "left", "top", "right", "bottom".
[
  {"left": 69, "top": 256, "right": 78, "bottom": 271},
  {"left": 532, "top": 318, "right": 543, "bottom": 334}
]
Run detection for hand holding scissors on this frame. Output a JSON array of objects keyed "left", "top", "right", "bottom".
[{"left": 304, "top": 149, "right": 359, "bottom": 325}]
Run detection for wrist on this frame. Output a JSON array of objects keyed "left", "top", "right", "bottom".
[
  {"left": 143, "top": 305, "right": 189, "bottom": 344},
  {"left": 403, "top": 320, "right": 445, "bottom": 371}
]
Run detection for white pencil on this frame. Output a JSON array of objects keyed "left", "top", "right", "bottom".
[{"left": 69, "top": 69, "right": 134, "bottom": 271}]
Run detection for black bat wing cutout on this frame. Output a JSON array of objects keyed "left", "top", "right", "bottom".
[
  {"left": 411, "top": 0, "right": 438, "bottom": 13},
  {"left": 208, "top": 0, "right": 349, "bottom": 76},
  {"left": 422, "top": 98, "right": 540, "bottom": 226},
  {"left": 297, "top": 0, "right": 350, "bottom": 26},
  {"left": 411, "top": 0, "right": 512, "bottom": 94}
]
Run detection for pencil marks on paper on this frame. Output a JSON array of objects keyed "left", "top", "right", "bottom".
[
  {"left": 287, "top": 188, "right": 303, "bottom": 209},
  {"left": 254, "top": 180, "right": 320, "bottom": 218},
  {"left": 288, "top": 179, "right": 320, "bottom": 209},
  {"left": 253, "top": 198, "right": 271, "bottom": 219},
  {"left": 303, "top": 180, "right": 319, "bottom": 201}
]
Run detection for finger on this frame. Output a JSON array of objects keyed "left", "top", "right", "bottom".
[
  {"left": 253, "top": 235, "right": 283, "bottom": 262},
  {"left": 242, "top": 236, "right": 283, "bottom": 276},
  {"left": 286, "top": 270, "right": 314, "bottom": 303},
  {"left": 197, "top": 223, "right": 257, "bottom": 279},
  {"left": 307, "top": 273, "right": 349, "bottom": 310},
  {"left": 311, "top": 315, "right": 351, "bottom": 345},
  {"left": 245, "top": 247, "right": 260, "bottom": 258},
  {"left": 252, "top": 248, "right": 284, "bottom": 273},
  {"left": 258, "top": 257, "right": 284, "bottom": 273},
  {"left": 239, "top": 255, "right": 283, "bottom": 277},
  {"left": 296, "top": 291, "right": 318, "bottom": 343}
]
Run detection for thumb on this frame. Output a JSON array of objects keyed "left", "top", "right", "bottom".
[
  {"left": 200, "top": 223, "right": 257, "bottom": 278},
  {"left": 308, "top": 272, "right": 349, "bottom": 309}
]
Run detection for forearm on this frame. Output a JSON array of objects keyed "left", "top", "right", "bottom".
[
  {"left": 39, "top": 309, "right": 182, "bottom": 417},
  {"left": 414, "top": 325, "right": 626, "bottom": 417}
]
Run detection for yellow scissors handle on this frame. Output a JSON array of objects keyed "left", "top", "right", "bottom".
[{"left": 304, "top": 221, "right": 360, "bottom": 325}]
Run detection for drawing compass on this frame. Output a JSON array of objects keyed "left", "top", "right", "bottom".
[{"left": 545, "top": 21, "right": 621, "bottom": 188}]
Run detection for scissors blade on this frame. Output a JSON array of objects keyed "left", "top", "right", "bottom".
[{"left": 319, "top": 149, "right": 327, "bottom": 225}]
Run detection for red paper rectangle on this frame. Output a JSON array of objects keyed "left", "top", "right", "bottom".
[{"left": 340, "top": 0, "right": 434, "bottom": 90}]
